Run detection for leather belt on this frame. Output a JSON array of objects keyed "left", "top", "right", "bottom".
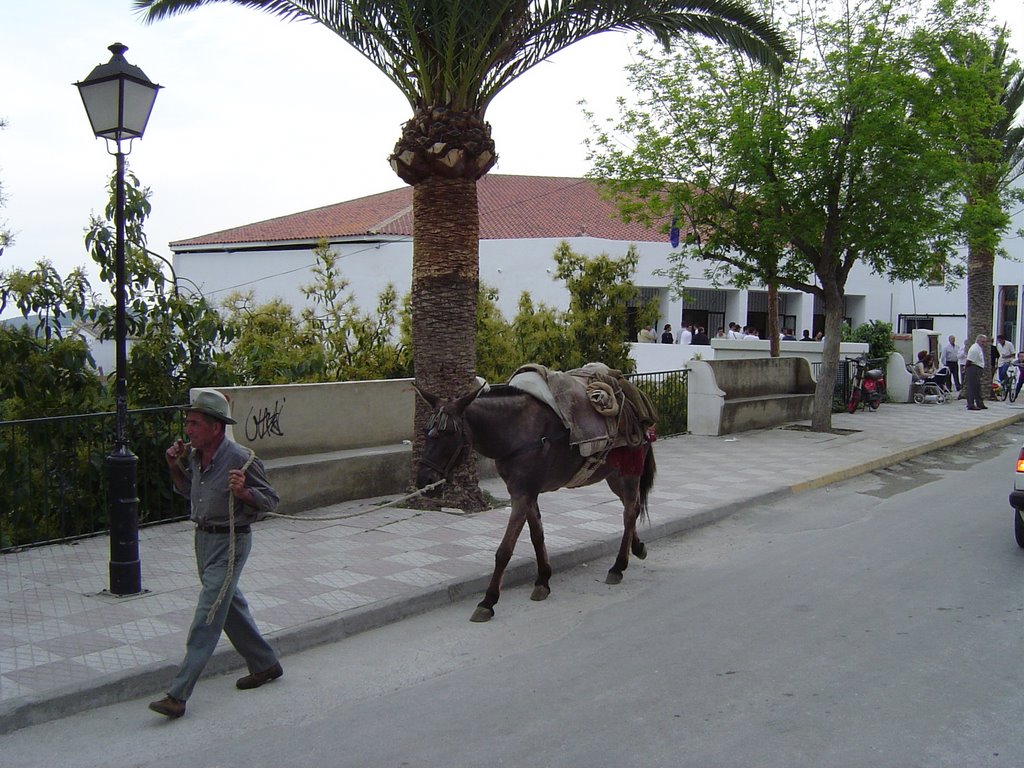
[{"left": 196, "top": 524, "right": 251, "bottom": 535}]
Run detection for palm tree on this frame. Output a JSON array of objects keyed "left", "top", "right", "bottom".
[
  {"left": 958, "top": 32, "right": 1024, "bottom": 398},
  {"left": 136, "top": 0, "right": 791, "bottom": 510}
]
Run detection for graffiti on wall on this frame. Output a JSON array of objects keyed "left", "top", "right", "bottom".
[{"left": 246, "top": 398, "right": 285, "bottom": 441}]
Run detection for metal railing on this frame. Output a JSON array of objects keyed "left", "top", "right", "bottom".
[
  {"left": 2, "top": 370, "right": 689, "bottom": 551},
  {"left": 0, "top": 406, "right": 189, "bottom": 551},
  {"left": 627, "top": 369, "right": 688, "bottom": 438}
]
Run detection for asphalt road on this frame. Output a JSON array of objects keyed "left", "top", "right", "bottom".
[{"left": 4, "top": 428, "right": 1024, "bottom": 768}]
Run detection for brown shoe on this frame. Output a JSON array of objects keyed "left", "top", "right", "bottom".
[
  {"left": 148, "top": 695, "right": 186, "bottom": 719},
  {"left": 236, "top": 662, "right": 283, "bottom": 690}
]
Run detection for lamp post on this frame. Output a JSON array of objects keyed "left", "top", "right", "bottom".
[{"left": 76, "top": 43, "right": 161, "bottom": 596}]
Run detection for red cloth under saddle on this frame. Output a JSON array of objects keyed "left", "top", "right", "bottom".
[{"left": 607, "top": 445, "right": 645, "bottom": 476}]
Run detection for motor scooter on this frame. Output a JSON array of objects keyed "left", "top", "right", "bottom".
[{"left": 847, "top": 357, "right": 886, "bottom": 412}]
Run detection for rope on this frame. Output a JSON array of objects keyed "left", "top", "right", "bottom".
[
  {"left": 205, "top": 448, "right": 256, "bottom": 625},
  {"left": 202, "top": 474, "right": 448, "bottom": 624},
  {"left": 262, "top": 479, "right": 448, "bottom": 522}
]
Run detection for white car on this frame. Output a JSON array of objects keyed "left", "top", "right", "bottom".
[{"left": 1013, "top": 447, "right": 1024, "bottom": 547}]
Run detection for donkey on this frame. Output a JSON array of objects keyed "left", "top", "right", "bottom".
[{"left": 414, "top": 382, "right": 656, "bottom": 622}]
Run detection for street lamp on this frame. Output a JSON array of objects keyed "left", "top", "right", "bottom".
[{"left": 76, "top": 43, "right": 161, "bottom": 596}]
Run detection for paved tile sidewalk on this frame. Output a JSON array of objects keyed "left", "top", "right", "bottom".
[{"left": 2, "top": 401, "right": 1022, "bottom": 733}]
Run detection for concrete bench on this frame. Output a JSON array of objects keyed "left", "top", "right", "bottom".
[
  {"left": 686, "top": 358, "right": 816, "bottom": 436},
  {"left": 192, "top": 380, "right": 415, "bottom": 515}
]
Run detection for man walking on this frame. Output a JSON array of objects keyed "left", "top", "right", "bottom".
[
  {"left": 148, "top": 391, "right": 282, "bottom": 719},
  {"left": 963, "top": 334, "right": 988, "bottom": 411}
]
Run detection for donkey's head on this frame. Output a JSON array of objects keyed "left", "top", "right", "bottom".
[{"left": 412, "top": 383, "right": 485, "bottom": 488}]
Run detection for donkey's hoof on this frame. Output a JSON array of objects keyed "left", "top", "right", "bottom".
[
  {"left": 530, "top": 584, "right": 551, "bottom": 602},
  {"left": 634, "top": 542, "right": 648, "bottom": 560},
  {"left": 470, "top": 606, "right": 495, "bottom": 623},
  {"left": 605, "top": 571, "right": 623, "bottom": 585}
]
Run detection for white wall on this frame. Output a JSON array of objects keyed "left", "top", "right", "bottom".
[{"left": 172, "top": 217, "right": 1022, "bottom": 350}]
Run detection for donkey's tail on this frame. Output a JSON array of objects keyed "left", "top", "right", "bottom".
[{"left": 639, "top": 443, "right": 656, "bottom": 524}]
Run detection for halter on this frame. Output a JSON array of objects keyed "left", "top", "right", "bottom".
[{"left": 420, "top": 408, "right": 470, "bottom": 479}]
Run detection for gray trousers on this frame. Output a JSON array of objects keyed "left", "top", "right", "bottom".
[{"left": 168, "top": 530, "right": 278, "bottom": 701}]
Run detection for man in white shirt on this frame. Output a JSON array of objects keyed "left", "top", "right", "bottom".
[
  {"left": 940, "top": 335, "right": 961, "bottom": 392},
  {"left": 678, "top": 325, "right": 693, "bottom": 345},
  {"left": 995, "top": 334, "right": 1016, "bottom": 384},
  {"left": 964, "top": 334, "right": 988, "bottom": 410}
]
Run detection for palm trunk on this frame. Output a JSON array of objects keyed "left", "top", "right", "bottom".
[
  {"left": 967, "top": 243, "right": 995, "bottom": 399},
  {"left": 410, "top": 177, "right": 486, "bottom": 511}
]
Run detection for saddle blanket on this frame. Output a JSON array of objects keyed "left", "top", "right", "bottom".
[
  {"left": 507, "top": 363, "right": 656, "bottom": 461},
  {"left": 507, "top": 366, "right": 611, "bottom": 456}
]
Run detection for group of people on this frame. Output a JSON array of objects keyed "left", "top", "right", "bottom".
[
  {"left": 718, "top": 322, "right": 762, "bottom": 340},
  {"left": 638, "top": 323, "right": 711, "bottom": 345},
  {"left": 919, "top": 333, "right": 1024, "bottom": 410},
  {"left": 641, "top": 320, "right": 835, "bottom": 345}
]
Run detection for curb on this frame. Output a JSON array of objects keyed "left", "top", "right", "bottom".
[{"left": 789, "top": 412, "right": 1024, "bottom": 494}]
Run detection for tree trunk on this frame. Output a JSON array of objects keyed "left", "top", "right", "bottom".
[
  {"left": 967, "top": 243, "right": 995, "bottom": 400},
  {"left": 409, "top": 177, "right": 486, "bottom": 511},
  {"left": 768, "top": 282, "right": 780, "bottom": 357},
  {"left": 811, "top": 285, "right": 845, "bottom": 432}
]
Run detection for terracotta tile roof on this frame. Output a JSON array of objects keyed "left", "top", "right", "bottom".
[{"left": 170, "top": 175, "right": 669, "bottom": 248}]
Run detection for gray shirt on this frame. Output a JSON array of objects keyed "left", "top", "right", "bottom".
[{"left": 178, "top": 438, "right": 279, "bottom": 526}]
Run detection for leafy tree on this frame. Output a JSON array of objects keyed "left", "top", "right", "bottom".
[
  {"left": 136, "top": 0, "right": 792, "bottom": 510},
  {"left": 0, "top": 260, "right": 91, "bottom": 340},
  {"left": 0, "top": 260, "right": 100, "bottom": 418},
  {"left": 552, "top": 242, "right": 646, "bottom": 372},
  {"left": 299, "top": 240, "right": 410, "bottom": 381},
  {"left": 0, "top": 264, "right": 110, "bottom": 547},
  {"left": 476, "top": 243, "right": 653, "bottom": 380},
  {"left": 0, "top": 116, "right": 12, "bottom": 255},
  {"left": 0, "top": 328, "right": 105, "bottom": 420},
  {"left": 845, "top": 320, "right": 896, "bottom": 363},
  {"left": 222, "top": 293, "right": 322, "bottom": 384},
  {"left": 85, "top": 167, "right": 233, "bottom": 405},
  {"left": 919, "top": 1, "right": 1024, "bottom": 395},
  {"left": 475, "top": 282, "right": 519, "bottom": 384},
  {"left": 508, "top": 293, "right": 573, "bottom": 376},
  {"left": 589, "top": 0, "right": 967, "bottom": 431}
]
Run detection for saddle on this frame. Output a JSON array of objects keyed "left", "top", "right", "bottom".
[{"left": 507, "top": 363, "right": 657, "bottom": 486}]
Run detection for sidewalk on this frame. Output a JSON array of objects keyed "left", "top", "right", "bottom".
[{"left": 2, "top": 401, "right": 1022, "bottom": 734}]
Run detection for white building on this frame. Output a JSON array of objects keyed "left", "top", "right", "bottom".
[{"left": 169, "top": 174, "right": 1024, "bottom": 349}]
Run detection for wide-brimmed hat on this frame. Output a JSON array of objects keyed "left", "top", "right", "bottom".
[{"left": 184, "top": 390, "right": 237, "bottom": 425}]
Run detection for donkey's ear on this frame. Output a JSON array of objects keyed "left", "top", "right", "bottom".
[
  {"left": 412, "top": 382, "right": 439, "bottom": 409},
  {"left": 451, "top": 382, "right": 486, "bottom": 415}
]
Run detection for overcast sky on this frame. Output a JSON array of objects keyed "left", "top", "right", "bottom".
[{"left": 2, "top": 0, "right": 1021, "bottom": 316}]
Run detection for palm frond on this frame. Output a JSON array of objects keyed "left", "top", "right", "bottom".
[
  {"left": 135, "top": 0, "right": 791, "bottom": 112},
  {"left": 135, "top": 0, "right": 308, "bottom": 23},
  {"left": 991, "top": 31, "right": 1024, "bottom": 183}
]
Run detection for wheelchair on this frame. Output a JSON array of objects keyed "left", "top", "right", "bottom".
[{"left": 911, "top": 366, "right": 951, "bottom": 404}]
